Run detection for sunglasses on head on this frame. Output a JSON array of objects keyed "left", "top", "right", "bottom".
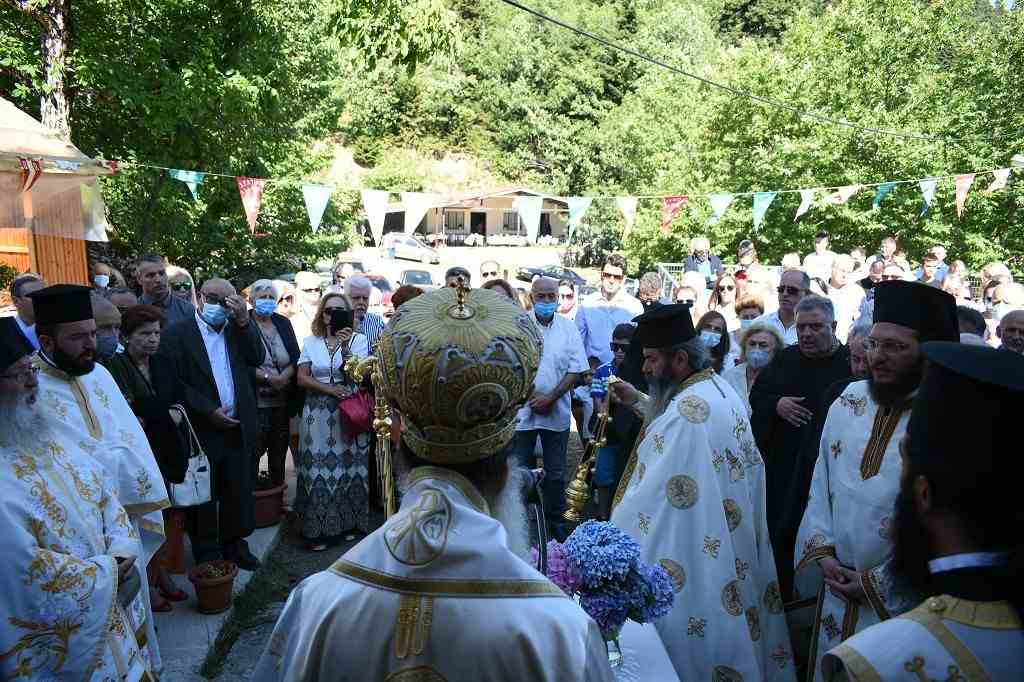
[
  {"left": 610, "top": 342, "right": 630, "bottom": 352},
  {"left": 171, "top": 281, "right": 192, "bottom": 291},
  {"left": 777, "top": 285, "right": 804, "bottom": 296}
]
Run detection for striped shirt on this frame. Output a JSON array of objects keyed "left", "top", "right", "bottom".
[{"left": 359, "top": 312, "right": 386, "bottom": 350}]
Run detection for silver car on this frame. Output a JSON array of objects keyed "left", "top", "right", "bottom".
[{"left": 381, "top": 234, "right": 440, "bottom": 264}]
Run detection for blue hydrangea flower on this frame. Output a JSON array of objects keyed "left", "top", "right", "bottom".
[
  {"left": 625, "top": 562, "right": 676, "bottom": 622},
  {"left": 564, "top": 520, "right": 641, "bottom": 588},
  {"left": 580, "top": 587, "right": 631, "bottom": 634}
]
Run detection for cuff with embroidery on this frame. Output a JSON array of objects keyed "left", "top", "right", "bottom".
[
  {"left": 861, "top": 566, "right": 891, "bottom": 621},
  {"left": 795, "top": 544, "right": 836, "bottom": 574}
]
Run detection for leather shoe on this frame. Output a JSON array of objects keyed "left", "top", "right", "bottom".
[{"left": 225, "top": 546, "right": 261, "bottom": 572}]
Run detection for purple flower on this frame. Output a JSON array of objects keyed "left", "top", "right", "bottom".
[
  {"left": 531, "top": 540, "right": 580, "bottom": 594},
  {"left": 564, "top": 521, "right": 641, "bottom": 588},
  {"left": 625, "top": 562, "right": 676, "bottom": 622},
  {"left": 580, "top": 587, "right": 631, "bottom": 633}
]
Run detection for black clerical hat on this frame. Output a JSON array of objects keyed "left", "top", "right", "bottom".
[
  {"left": 27, "top": 284, "right": 94, "bottom": 326},
  {"left": 633, "top": 303, "right": 696, "bottom": 348},
  {"left": 0, "top": 317, "right": 33, "bottom": 372},
  {"left": 873, "top": 280, "right": 958, "bottom": 343},
  {"left": 908, "top": 342, "right": 1024, "bottom": 465}
]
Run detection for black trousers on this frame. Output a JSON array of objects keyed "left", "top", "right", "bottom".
[
  {"left": 254, "top": 405, "right": 290, "bottom": 486},
  {"left": 186, "top": 429, "right": 256, "bottom": 561}
]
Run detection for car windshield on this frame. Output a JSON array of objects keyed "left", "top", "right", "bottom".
[
  {"left": 403, "top": 271, "right": 432, "bottom": 284},
  {"left": 369, "top": 278, "right": 392, "bottom": 292}
]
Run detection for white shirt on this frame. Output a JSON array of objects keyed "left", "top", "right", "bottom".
[
  {"left": 517, "top": 312, "right": 589, "bottom": 432},
  {"left": 575, "top": 289, "right": 644, "bottom": 365},
  {"left": 15, "top": 315, "right": 38, "bottom": 350},
  {"left": 196, "top": 312, "right": 237, "bottom": 415},
  {"left": 754, "top": 309, "right": 798, "bottom": 345},
  {"left": 827, "top": 282, "right": 865, "bottom": 342},
  {"left": 803, "top": 250, "right": 836, "bottom": 282},
  {"left": 298, "top": 333, "right": 370, "bottom": 384}
]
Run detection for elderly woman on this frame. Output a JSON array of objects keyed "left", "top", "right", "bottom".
[
  {"left": 296, "top": 293, "right": 371, "bottom": 550},
  {"left": 696, "top": 310, "right": 735, "bottom": 373},
  {"left": 273, "top": 279, "right": 296, "bottom": 317},
  {"left": 721, "top": 322, "right": 785, "bottom": 416},
  {"left": 481, "top": 278, "right": 518, "bottom": 302},
  {"left": 248, "top": 279, "right": 301, "bottom": 488},
  {"left": 166, "top": 265, "right": 198, "bottom": 307}
]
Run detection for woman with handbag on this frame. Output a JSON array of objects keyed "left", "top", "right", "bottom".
[
  {"left": 295, "top": 293, "right": 371, "bottom": 551},
  {"left": 104, "top": 304, "right": 190, "bottom": 612}
]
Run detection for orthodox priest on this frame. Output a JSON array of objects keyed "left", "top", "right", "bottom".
[
  {"left": 794, "top": 281, "right": 959, "bottom": 681},
  {"left": 0, "top": 318, "right": 154, "bottom": 680},
  {"left": 252, "top": 287, "right": 613, "bottom": 681},
  {"left": 28, "top": 284, "right": 169, "bottom": 673},
  {"left": 609, "top": 303, "right": 796, "bottom": 682},
  {"left": 822, "top": 342, "right": 1024, "bottom": 681}
]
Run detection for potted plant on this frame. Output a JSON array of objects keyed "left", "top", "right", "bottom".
[
  {"left": 187, "top": 560, "right": 238, "bottom": 614},
  {"left": 253, "top": 470, "right": 286, "bottom": 528}
]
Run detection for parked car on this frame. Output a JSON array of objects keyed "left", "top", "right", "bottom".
[
  {"left": 400, "top": 269, "right": 438, "bottom": 290},
  {"left": 380, "top": 233, "right": 440, "bottom": 264},
  {"left": 515, "top": 264, "right": 587, "bottom": 287}
]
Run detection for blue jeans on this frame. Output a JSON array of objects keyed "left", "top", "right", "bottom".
[{"left": 514, "top": 429, "right": 570, "bottom": 535}]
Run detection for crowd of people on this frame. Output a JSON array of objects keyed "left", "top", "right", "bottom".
[{"left": 1, "top": 232, "right": 1022, "bottom": 681}]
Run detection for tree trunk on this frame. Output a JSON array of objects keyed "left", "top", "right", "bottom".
[{"left": 39, "top": 0, "right": 71, "bottom": 140}]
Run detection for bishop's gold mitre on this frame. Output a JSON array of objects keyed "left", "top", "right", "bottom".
[{"left": 375, "top": 285, "right": 542, "bottom": 464}]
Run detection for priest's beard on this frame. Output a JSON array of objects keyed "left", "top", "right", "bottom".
[
  {"left": 488, "top": 466, "right": 532, "bottom": 562},
  {"left": 52, "top": 344, "right": 96, "bottom": 377},
  {"left": 890, "top": 478, "right": 934, "bottom": 597},
  {"left": 867, "top": 358, "right": 924, "bottom": 408},
  {"left": 646, "top": 365, "right": 680, "bottom": 424},
  {"left": 0, "top": 396, "right": 48, "bottom": 450}
]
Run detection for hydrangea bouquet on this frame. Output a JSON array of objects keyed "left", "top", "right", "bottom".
[{"left": 532, "top": 521, "right": 675, "bottom": 653}]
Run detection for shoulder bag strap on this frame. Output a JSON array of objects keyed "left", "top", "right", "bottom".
[{"left": 170, "top": 404, "right": 206, "bottom": 459}]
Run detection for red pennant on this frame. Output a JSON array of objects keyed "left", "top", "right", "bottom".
[
  {"left": 237, "top": 177, "right": 266, "bottom": 234},
  {"left": 660, "top": 195, "right": 688, "bottom": 235},
  {"left": 18, "top": 158, "right": 43, "bottom": 192}
]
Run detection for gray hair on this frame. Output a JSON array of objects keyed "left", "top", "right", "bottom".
[
  {"left": 639, "top": 272, "right": 662, "bottom": 294},
  {"left": 847, "top": 319, "right": 872, "bottom": 343},
  {"left": 795, "top": 294, "right": 835, "bottom": 322},
  {"left": 663, "top": 336, "right": 713, "bottom": 373},
  {"left": 250, "top": 278, "right": 276, "bottom": 298},
  {"left": 345, "top": 275, "right": 372, "bottom": 295},
  {"left": 10, "top": 273, "right": 42, "bottom": 298}
]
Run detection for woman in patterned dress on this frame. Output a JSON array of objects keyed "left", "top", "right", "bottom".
[{"left": 295, "top": 293, "right": 371, "bottom": 550}]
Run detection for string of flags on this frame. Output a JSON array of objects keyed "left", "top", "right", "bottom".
[{"left": 10, "top": 153, "right": 1023, "bottom": 240}]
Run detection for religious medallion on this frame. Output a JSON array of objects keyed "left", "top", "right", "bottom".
[
  {"left": 666, "top": 474, "right": 699, "bottom": 509},
  {"left": 659, "top": 558, "right": 686, "bottom": 593},
  {"left": 763, "top": 581, "right": 784, "bottom": 614},
  {"left": 678, "top": 395, "right": 711, "bottom": 424},
  {"left": 385, "top": 489, "right": 452, "bottom": 566},
  {"left": 721, "top": 579, "right": 744, "bottom": 616},
  {"left": 723, "top": 498, "right": 743, "bottom": 532}
]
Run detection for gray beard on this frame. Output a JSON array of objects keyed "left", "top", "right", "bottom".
[
  {"left": 488, "top": 466, "right": 532, "bottom": 562},
  {"left": 0, "top": 396, "right": 48, "bottom": 450},
  {"left": 646, "top": 376, "right": 679, "bottom": 424}
]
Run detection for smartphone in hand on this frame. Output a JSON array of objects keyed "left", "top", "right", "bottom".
[{"left": 329, "top": 308, "right": 354, "bottom": 335}]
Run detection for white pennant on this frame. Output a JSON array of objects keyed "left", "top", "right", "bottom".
[
  {"left": 361, "top": 189, "right": 391, "bottom": 245},
  {"left": 565, "top": 197, "right": 593, "bottom": 243},
  {"left": 825, "top": 184, "right": 862, "bottom": 205},
  {"left": 616, "top": 197, "right": 639, "bottom": 239},
  {"left": 985, "top": 168, "right": 1011, "bottom": 195},
  {"left": 513, "top": 195, "right": 544, "bottom": 244},
  {"left": 401, "top": 192, "right": 437, "bottom": 235},
  {"left": 794, "top": 189, "right": 817, "bottom": 221},
  {"left": 302, "top": 184, "right": 334, "bottom": 232},
  {"left": 80, "top": 180, "right": 110, "bottom": 242}
]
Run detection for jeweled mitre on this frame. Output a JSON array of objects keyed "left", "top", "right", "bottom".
[{"left": 376, "top": 287, "right": 542, "bottom": 464}]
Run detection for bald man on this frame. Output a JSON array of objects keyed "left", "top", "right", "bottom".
[
  {"left": 156, "top": 277, "right": 266, "bottom": 569},
  {"left": 997, "top": 309, "right": 1024, "bottom": 354}
]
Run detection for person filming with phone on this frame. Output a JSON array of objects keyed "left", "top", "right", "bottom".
[{"left": 295, "top": 293, "right": 371, "bottom": 551}]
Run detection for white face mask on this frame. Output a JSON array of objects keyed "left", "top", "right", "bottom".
[{"left": 746, "top": 348, "right": 772, "bottom": 369}]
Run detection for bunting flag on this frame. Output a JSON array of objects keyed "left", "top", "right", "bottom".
[
  {"left": 103, "top": 160, "right": 120, "bottom": 174},
  {"left": 616, "top": 197, "right": 639, "bottom": 239},
  {"left": 400, "top": 192, "right": 437, "bottom": 235},
  {"left": 237, "top": 177, "right": 266, "bottom": 233},
  {"left": 302, "top": 184, "right": 334, "bottom": 232},
  {"left": 1012, "top": 154, "right": 1024, "bottom": 168},
  {"left": 513, "top": 195, "right": 544, "bottom": 244},
  {"left": 706, "top": 193, "right": 734, "bottom": 225},
  {"left": 872, "top": 182, "right": 898, "bottom": 210},
  {"left": 169, "top": 169, "right": 207, "bottom": 200},
  {"left": 984, "top": 168, "right": 1011, "bottom": 194},
  {"left": 18, "top": 158, "right": 43, "bottom": 192},
  {"left": 919, "top": 178, "right": 938, "bottom": 216},
  {"left": 794, "top": 189, "right": 816, "bottom": 221},
  {"left": 81, "top": 181, "right": 110, "bottom": 242},
  {"left": 826, "top": 184, "right": 862, "bottom": 205},
  {"left": 660, "top": 195, "right": 688, "bottom": 235},
  {"left": 361, "top": 189, "right": 390, "bottom": 245},
  {"left": 752, "top": 192, "right": 777, "bottom": 230},
  {"left": 954, "top": 174, "right": 976, "bottom": 219},
  {"left": 566, "top": 197, "right": 593, "bottom": 243}
]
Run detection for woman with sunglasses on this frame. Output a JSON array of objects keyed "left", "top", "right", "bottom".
[
  {"left": 166, "top": 265, "right": 198, "bottom": 307},
  {"left": 707, "top": 273, "right": 740, "bottom": 331}
]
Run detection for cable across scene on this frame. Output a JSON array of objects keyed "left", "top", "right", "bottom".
[{"left": 495, "top": 0, "right": 1024, "bottom": 144}]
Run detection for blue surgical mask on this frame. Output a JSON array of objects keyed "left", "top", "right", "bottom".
[
  {"left": 201, "top": 303, "right": 228, "bottom": 328},
  {"left": 95, "top": 333, "right": 119, "bottom": 360},
  {"left": 254, "top": 299, "right": 277, "bottom": 317},
  {"left": 534, "top": 301, "right": 557, "bottom": 320},
  {"left": 746, "top": 348, "right": 771, "bottom": 369},
  {"left": 700, "top": 330, "right": 722, "bottom": 348},
  {"left": 740, "top": 318, "right": 755, "bottom": 330},
  {"left": 93, "top": 274, "right": 110, "bottom": 289}
]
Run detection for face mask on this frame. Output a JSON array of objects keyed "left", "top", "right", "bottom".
[
  {"left": 746, "top": 348, "right": 771, "bottom": 369},
  {"left": 740, "top": 318, "right": 755, "bottom": 330},
  {"left": 700, "top": 330, "right": 722, "bottom": 348},
  {"left": 254, "top": 299, "right": 277, "bottom": 317},
  {"left": 640, "top": 298, "right": 658, "bottom": 311},
  {"left": 201, "top": 303, "right": 228, "bottom": 328},
  {"left": 533, "top": 301, "right": 557, "bottom": 320},
  {"left": 95, "top": 333, "right": 119, "bottom": 360},
  {"left": 93, "top": 274, "right": 110, "bottom": 289}
]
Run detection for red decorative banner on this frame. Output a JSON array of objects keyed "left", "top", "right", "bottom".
[
  {"left": 954, "top": 174, "right": 976, "bottom": 219},
  {"left": 660, "top": 195, "right": 688, "bottom": 235},
  {"left": 18, "top": 158, "right": 43, "bottom": 192},
  {"left": 237, "top": 177, "right": 266, "bottom": 234}
]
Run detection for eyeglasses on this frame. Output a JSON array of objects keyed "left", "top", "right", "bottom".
[
  {"left": 777, "top": 285, "right": 805, "bottom": 296},
  {"left": 560, "top": 293, "right": 575, "bottom": 300},
  {"left": 676, "top": 298, "right": 695, "bottom": 305},
  {"left": 881, "top": 275, "right": 903, "bottom": 281},
  {"left": 301, "top": 287, "right": 320, "bottom": 293},
  {"left": 279, "top": 295, "right": 294, "bottom": 303},
  {"left": 602, "top": 272, "right": 624, "bottom": 281},
  {"left": 481, "top": 271, "right": 498, "bottom": 279},
  {"left": 171, "top": 282, "right": 192, "bottom": 291},
  {"left": 0, "top": 363, "right": 39, "bottom": 381},
  {"left": 610, "top": 342, "right": 630, "bottom": 352},
  {"left": 717, "top": 284, "right": 735, "bottom": 292},
  {"left": 863, "top": 338, "right": 912, "bottom": 355}
]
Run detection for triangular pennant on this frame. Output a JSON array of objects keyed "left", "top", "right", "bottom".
[
  {"left": 616, "top": 197, "right": 639, "bottom": 240},
  {"left": 919, "top": 178, "right": 937, "bottom": 216},
  {"left": 984, "top": 168, "right": 1011, "bottom": 195},
  {"left": 237, "top": 177, "right": 267, "bottom": 234},
  {"left": 872, "top": 182, "right": 897, "bottom": 211},
  {"left": 565, "top": 197, "right": 593, "bottom": 243},
  {"left": 706, "top": 193, "right": 734, "bottom": 225},
  {"left": 80, "top": 181, "right": 110, "bottom": 242},
  {"left": 361, "top": 189, "right": 390, "bottom": 245},
  {"left": 302, "top": 184, "right": 334, "bottom": 232},
  {"left": 400, "top": 192, "right": 437, "bottom": 235},
  {"left": 794, "top": 189, "right": 817, "bottom": 221},
  {"left": 954, "top": 174, "right": 976, "bottom": 219},
  {"left": 660, "top": 195, "right": 688, "bottom": 235},
  {"left": 18, "top": 158, "right": 43, "bottom": 193},
  {"left": 752, "top": 192, "right": 777, "bottom": 230},
  {"left": 169, "top": 169, "right": 207, "bottom": 201},
  {"left": 513, "top": 195, "right": 544, "bottom": 244},
  {"left": 825, "top": 184, "right": 862, "bottom": 205},
  {"left": 1012, "top": 154, "right": 1024, "bottom": 169}
]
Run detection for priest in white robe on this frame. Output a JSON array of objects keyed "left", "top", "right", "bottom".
[
  {"left": 28, "top": 285, "right": 170, "bottom": 674},
  {"left": 824, "top": 342, "right": 1024, "bottom": 681},
  {"left": 253, "top": 287, "right": 613, "bottom": 681},
  {"left": 0, "top": 317, "right": 154, "bottom": 681},
  {"left": 794, "top": 282, "right": 960, "bottom": 681},
  {"left": 609, "top": 303, "right": 796, "bottom": 682}
]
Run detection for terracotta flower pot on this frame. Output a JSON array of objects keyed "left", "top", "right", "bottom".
[
  {"left": 188, "top": 560, "right": 238, "bottom": 614},
  {"left": 253, "top": 482, "right": 286, "bottom": 528}
]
